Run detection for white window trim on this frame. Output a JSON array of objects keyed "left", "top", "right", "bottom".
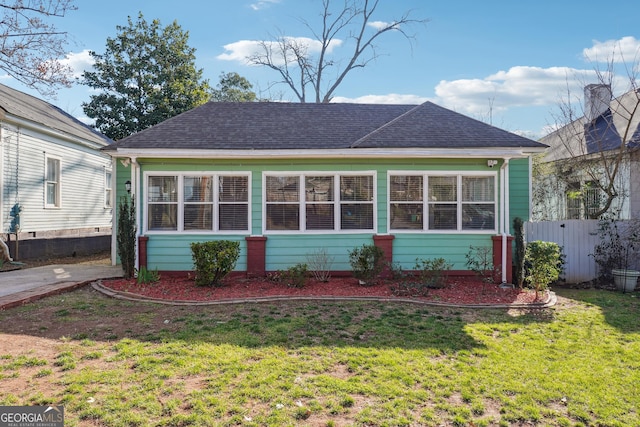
[
  {"left": 143, "top": 171, "right": 252, "bottom": 234},
  {"left": 44, "top": 154, "right": 62, "bottom": 209},
  {"left": 262, "top": 171, "right": 377, "bottom": 234},
  {"left": 104, "top": 168, "right": 113, "bottom": 209},
  {"left": 387, "top": 170, "right": 498, "bottom": 234}
]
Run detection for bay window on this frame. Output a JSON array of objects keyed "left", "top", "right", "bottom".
[
  {"left": 264, "top": 173, "right": 375, "bottom": 232},
  {"left": 147, "top": 173, "right": 249, "bottom": 232},
  {"left": 389, "top": 173, "right": 496, "bottom": 232}
]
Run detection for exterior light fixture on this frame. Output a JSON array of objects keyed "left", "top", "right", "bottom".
[{"left": 125, "top": 180, "right": 132, "bottom": 193}]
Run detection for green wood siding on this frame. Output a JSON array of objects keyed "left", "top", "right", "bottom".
[
  {"left": 123, "top": 157, "right": 531, "bottom": 272},
  {"left": 508, "top": 158, "right": 531, "bottom": 230}
]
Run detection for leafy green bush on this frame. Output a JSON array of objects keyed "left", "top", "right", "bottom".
[
  {"left": 283, "top": 263, "right": 309, "bottom": 288},
  {"left": 190, "top": 240, "right": 240, "bottom": 286},
  {"left": 525, "top": 240, "right": 562, "bottom": 295},
  {"left": 348, "top": 244, "right": 385, "bottom": 286},
  {"left": 136, "top": 266, "right": 160, "bottom": 284}
]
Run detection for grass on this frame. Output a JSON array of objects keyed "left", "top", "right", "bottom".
[{"left": 0, "top": 287, "right": 639, "bottom": 426}]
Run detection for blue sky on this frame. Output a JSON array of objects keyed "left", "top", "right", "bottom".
[{"left": 4, "top": 0, "right": 639, "bottom": 138}]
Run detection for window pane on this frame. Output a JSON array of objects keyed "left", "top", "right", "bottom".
[
  {"left": 390, "top": 176, "right": 423, "bottom": 201},
  {"left": 184, "top": 176, "right": 213, "bottom": 202},
  {"left": 266, "top": 176, "right": 299, "bottom": 202},
  {"left": 184, "top": 204, "right": 212, "bottom": 230},
  {"left": 429, "top": 204, "right": 457, "bottom": 230},
  {"left": 148, "top": 176, "right": 177, "bottom": 202},
  {"left": 266, "top": 204, "right": 299, "bottom": 230},
  {"left": 148, "top": 204, "right": 177, "bottom": 230},
  {"left": 46, "top": 158, "right": 59, "bottom": 182},
  {"left": 340, "top": 176, "right": 373, "bottom": 201},
  {"left": 220, "top": 176, "right": 248, "bottom": 202},
  {"left": 220, "top": 205, "right": 248, "bottom": 230},
  {"left": 390, "top": 203, "right": 423, "bottom": 229},
  {"left": 306, "top": 176, "right": 334, "bottom": 201},
  {"left": 429, "top": 176, "right": 456, "bottom": 202},
  {"left": 46, "top": 182, "right": 57, "bottom": 205},
  {"left": 462, "top": 204, "right": 495, "bottom": 230},
  {"left": 306, "top": 204, "right": 334, "bottom": 229},
  {"left": 462, "top": 177, "right": 494, "bottom": 202},
  {"left": 341, "top": 204, "right": 373, "bottom": 229}
]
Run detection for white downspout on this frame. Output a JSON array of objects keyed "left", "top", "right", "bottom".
[
  {"left": 130, "top": 157, "right": 140, "bottom": 271},
  {"left": 500, "top": 158, "right": 511, "bottom": 284}
]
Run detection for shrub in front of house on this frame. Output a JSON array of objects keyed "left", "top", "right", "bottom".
[
  {"left": 190, "top": 240, "right": 240, "bottom": 287},
  {"left": 283, "top": 263, "right": 309, "bottom": 288},
  {"left": 348, "top": 244, "right": 385, "bottom": 286},
  {"left": 525, "top": 240, "right": 562, "bottom": 295}
]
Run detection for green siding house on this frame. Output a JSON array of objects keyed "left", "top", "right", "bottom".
[{"left": 104, "top": 102, "right": 546, "bottom": 283}]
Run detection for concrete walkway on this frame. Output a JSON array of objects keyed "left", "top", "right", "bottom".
[{"left": 0, "top": 263, "right": 123, "bottom": 309}]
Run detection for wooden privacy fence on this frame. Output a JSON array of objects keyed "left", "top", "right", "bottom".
[{"left": 525, "top": 220, "right": 601, "bottom": 284}]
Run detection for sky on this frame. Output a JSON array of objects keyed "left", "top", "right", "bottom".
[{"left": 3, "top": 0, "right": 640, "bottom": 139}]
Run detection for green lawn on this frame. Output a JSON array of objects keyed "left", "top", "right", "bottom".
[{"left": 0, "top": 287, "right": 639, "bottom": 426}]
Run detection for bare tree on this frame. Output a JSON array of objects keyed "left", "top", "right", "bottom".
[
  {"left": 248, "top": 0, "right": 427, "bottom": 103},
  {"left": 0, "top": 0, "right": 76, "bottom": 97},
  {"left": 536, "top": 57, "right": 640, "bottom": 220}
]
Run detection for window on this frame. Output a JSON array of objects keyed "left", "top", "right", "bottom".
[
  {"left": 389, "top": 173, "right": 496, "bottom": 232},
  {"left": 146, "top": 173, "right": 249, "bottom": 232},
  {"left": 105, "top": 170, "right": 113, "bottom": 208},
  {"left": 264, "top": 173, "right": 375, "bottom": 232},
  {"left": 566, "top": 181, "right": 601, "bottom": 219},
  {"left": 45, "top": 156, "right": 61, "bottom": 208}
]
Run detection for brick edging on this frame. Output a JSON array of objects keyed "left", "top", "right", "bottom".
[{"left": 92, "top": 281, "right": 557, "bottom": 310}]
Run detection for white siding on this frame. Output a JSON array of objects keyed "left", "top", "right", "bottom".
[{"left": 1, "top": 123, "right": 112, "bottom": 234}]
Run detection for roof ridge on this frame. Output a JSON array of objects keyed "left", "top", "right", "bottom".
[{"left": 350, "top": 102, "right": 425, "bottom": 148}]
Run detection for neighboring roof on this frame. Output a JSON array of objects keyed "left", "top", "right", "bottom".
[
  {"left": 105, "top": 101, "right": 545, "bottom": 152},
  {"left": 0, "top": 83, "right": 111, "bottom": 146},
  {"left": 542, "top": 89, "right": 640, "bottom": 162}
]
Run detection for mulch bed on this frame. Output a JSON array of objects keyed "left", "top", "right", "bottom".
[{"left": 100, "top": 275, "right": 548, "bottom": 306}]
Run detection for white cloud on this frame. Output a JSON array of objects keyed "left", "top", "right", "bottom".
[
  {"left": 60, "top": 49, "right": 95, "bottom": 78},
  {"left": 583, "top": 36, "right": 640, "bottom": 63},
  {"left": 217, "top": 37, "right": 343, "bottom": 66},
  {"left": 434, "top": 65, "right": 599, "bottom": 116},
  {"left": 249, "top": 0, "right": 280, "bottom": 11},
  {"left": 367, "top": 21, "right": 392, "bottom": 31},
  {"left": 331, "top": 93, "right": 428, "bottom": 104}
]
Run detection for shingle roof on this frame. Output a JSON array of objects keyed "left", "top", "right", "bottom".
[
  {"left": 0, "top": 83, "right": 111, "bottom": 146},
  {"left": 105, "top": 101, "right": 545, "bottom": 151}
]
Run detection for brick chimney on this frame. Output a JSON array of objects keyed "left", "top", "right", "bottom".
[{"left": 584, "top": 84, "right": 612, "bottom": 122}]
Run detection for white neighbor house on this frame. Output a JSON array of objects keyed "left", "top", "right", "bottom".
[
  {"left": 0, "top": 84, "right": 113, "bottom": 260},
  {"left": 534, "top": 84, "right": 640, "bottom": 221}
]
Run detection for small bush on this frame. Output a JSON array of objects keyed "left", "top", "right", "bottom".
[
  {"left": 284, "top": 263, "right": 309, "bottom": 288},
  {"left": 415, "top": 257, "right": 452, "bottom": 289},
  {"left": 190, "top": 240, "right": 240, "bottom": 287},
  {"left": 136, "top": 266, "right": 160, "bottom": 284},
  {"left": 306, "top": 248, "right": 334, "bottom": 282},
  {"left": 525, "top": 240, "right": 562, "bottom": 295},
  {"left": 348, "top": 244, "right": 385, "bottom": 286}
]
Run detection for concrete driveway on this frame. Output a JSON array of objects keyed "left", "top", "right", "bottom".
[{"left": 0, "top": 263, "right": 123, "bottom": 309}]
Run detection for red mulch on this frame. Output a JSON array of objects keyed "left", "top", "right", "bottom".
[{"left": 100, "top": 275, "right": 547, "bottom": 306}]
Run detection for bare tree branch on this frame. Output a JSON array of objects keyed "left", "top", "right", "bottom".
[
  {"left": 0, "top": 0, "right": 76, "bottom": 97},
  {"left": 247, "top": 0, "right": 428, "bottom": 103}
]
